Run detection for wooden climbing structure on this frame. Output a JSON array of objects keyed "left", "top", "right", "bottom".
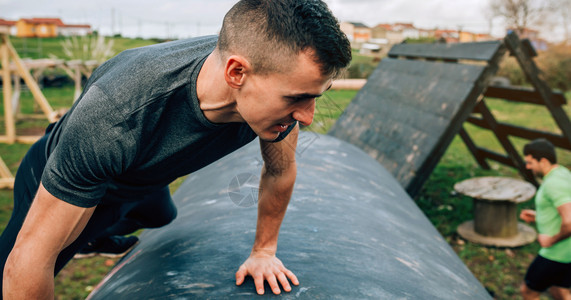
[
  {"left": 0, "top": 33, "right": 58, "bottom": 188},
  {"left": 329, "top": 32, "right": 571, "bottom": 197}
]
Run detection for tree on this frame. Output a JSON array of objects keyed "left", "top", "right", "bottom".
[
  {"left": 548, "top": 0, "right": 571, "bottom": 43},
  {"left": 487, "top": 0, "right": 548, "bottom": 35}
]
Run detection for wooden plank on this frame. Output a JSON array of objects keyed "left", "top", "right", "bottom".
[
  {"left": 405, "top": 44, "right": 509, "bottom": 197},
  {"left": 484, "top": 85, "right": 567, "bottom": 105},
  {"left": 504, "top": 32, "right": 571, "bottom": 147},
  {"left": 351, "top": 59, "right": 486, "bottom": 118},
  {"left": 330, "top": 45, "right": 505, "bottom": 197},
  {"left": 521, "top": 39, "right": 538, "bottom": 57},
  {"left": 458, "top": 127, "right": 490, "bottom": 169},
  {"left": 73, "top": 67, "right": 82, "bottom": 100},
  {"left": 329, "top": 60, "right": 479, "bottom": 184},
  {"left": 0, "top": 178, "right": 14, "bottom": 189},
  {"left": 0, "top": 154, "right": 13, "bottom": 179},
  {"left": 0, "top": 135, "right": 41, "bottom": 144},
  {"left": 478, "top": 147, "right": 515, "bottom": 167},
  {"left": 330, "top": 79, "right": 366, "bottom": 90},
  {"left": 388, "top": 40, "right": 502, "bottom": 61},
  {"left": 332, "top": 110, "right": 440, "bottom": 177},
  {"left": 1, "top": 38, "right": 16, "bottom": 144},
  {"left": 12, "top": 73, "right": 20, "bottom": 115},
  {"left": 475, "top": 100, "right": 538, "bottom": 186},
  {"left": 376, "top": 57, "right": 486, "bottom": 82},
  {"left": 467, "top": 116, "right": 571, "bottom": 150}
]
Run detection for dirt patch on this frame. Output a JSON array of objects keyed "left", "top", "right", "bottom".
[{"left": 17, "top": 127, "right": 46, "bottom": 136}]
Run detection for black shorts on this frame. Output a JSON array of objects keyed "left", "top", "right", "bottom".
[{"left": 525, "top": 255, "right": 571, "bottom": 292}]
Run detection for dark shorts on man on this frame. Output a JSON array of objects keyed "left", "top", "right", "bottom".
[{"left": 525, "top": 255, "right": 571, "bottom": 292}]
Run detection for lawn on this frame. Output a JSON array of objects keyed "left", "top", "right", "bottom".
[
  {"left": 1, "top": 80, "right": 571, "bottom": 298},
  {"left": 9, "top": 36, "right": 159, "bottom": 61}
]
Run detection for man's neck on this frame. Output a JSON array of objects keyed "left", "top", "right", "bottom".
[
  {"left": 543, "top": 164, "right": 559, "bottom": 177},
  {"left": 196, "top": 50, "right": 242, "bottom": 124}
]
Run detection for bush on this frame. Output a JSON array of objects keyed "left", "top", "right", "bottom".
[
  {"left": 498, "top": 43, "right": 571, "bottom": 92},
  {"left": 536, "top": 43, "right": 571, "bottom": 92},
  {"left": 497, "top": 56, "right": 527, "bottom": 87},
  {"left": 346, "top": 62, "right": 376, "bottom": 79}
]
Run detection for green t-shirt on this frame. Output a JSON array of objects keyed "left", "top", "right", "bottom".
[{"left": 536, "top": 165, "right": 571, "bottom": 263}]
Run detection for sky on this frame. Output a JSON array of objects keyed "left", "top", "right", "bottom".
[{"left": 0, "top": 0, "right": 566, "bottom": 42}]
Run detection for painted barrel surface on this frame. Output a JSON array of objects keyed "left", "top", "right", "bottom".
[{"left": 87, "top": 132, "right": 490, "bottom": 299}]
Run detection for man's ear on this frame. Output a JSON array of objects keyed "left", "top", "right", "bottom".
[{"left": 224, "top": 55, "right": 251, "bottom": 89}]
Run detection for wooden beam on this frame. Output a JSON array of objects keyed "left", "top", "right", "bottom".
[
  {"left": 1, "top": 37, "right": 16, "bottom": 144},
  {"left": 504, "top": 32, "right": 571, "bottom": 147},
  {"left": 0, "top": 155, "right": 13, "bottom": 179},
  {"left": 388, "top": 40, "right": 502, "bottom": 61},
  {"left": 12, "top": 73, "right": 21, "bottom": 116},
  {"left": 477, "top": 147, "right": 516, "bottom": 168},
  {"left": 3, "top": 34, "right": 57, "bottom": 123},
  {"left": 0, "top": 155, "right": 14, "bottom": 189},
  {"left": 0, "top": 178, "right": 14, "bottom": 189},
  {"left": 484, "top": 85, "right": 567, "bottom": 106},
  {"left": 474, "top": 100, "right": 538, "bottom": 186},
  {"left": 0, "top": 135, "right": 41, "bottom": 144},
  {"left": 74, "top": 66, "right": 81, "bottom": 100},
  {"left": 330, "top": 79, "right": 366, "bottom": 91},
  {"left": 467, "top": 115, "right": 571, "bottom": 150},
  {"left": 458, "top": 127, "right": 491, "bottom": 170}
]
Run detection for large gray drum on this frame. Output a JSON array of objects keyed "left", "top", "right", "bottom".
[{"left": 87, "top": 132, "right": 490, "bottom": 299}]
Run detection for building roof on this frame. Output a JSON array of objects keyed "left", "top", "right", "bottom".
[
  {"left": 476, "top": 33, "right": 493, "bottom": 39},
  {"left": 375, "top": 24, "right": 393, "bottom": 30},
  {"left": 17, "top": 18, "right": 91, "bottom": 29},
  {"left": 0, "top": 19, "right": 17, "bottom": 26},
  {"left": 20, "top": 18, "right": 65, "bottom": 26},
  {"left": 348, "top": 22, "right": 369, "bottom": 28},
  {"left": 61, "top": 24, "right": 91, "bottom": 29},
  {"left": 394, "top": 23, "right": 415, "bottom": 29}
]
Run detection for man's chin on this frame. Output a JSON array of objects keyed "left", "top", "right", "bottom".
[{"left": 257, "top": 131, "right": 281, "bottom": 142}]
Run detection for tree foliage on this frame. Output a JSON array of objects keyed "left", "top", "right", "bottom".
[
  {"left": 487, "top": 0, "right": 571, "bottom": 43},
  {"left": 487, "top": 0, "right": 547, "bottom": 35},
  {"left": 497, "top": 44, "right": 571, "bottom": 92}
]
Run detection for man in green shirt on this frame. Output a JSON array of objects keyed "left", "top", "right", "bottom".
[{"left": 520, "top": 138, "right": 571, "bottom": 300}]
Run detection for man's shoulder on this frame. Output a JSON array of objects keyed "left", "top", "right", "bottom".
[
  {"left": 541, "top": 166, "right": 571, "bottom": 203},
  {"left": 549, "top": 166, "right": 571, "bottom": 183},
  {"left": 123, "top": 35, "right": 218, "bottom": 57}
]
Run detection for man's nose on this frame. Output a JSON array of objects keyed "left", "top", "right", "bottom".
[{"left": 293, "top": 99, "right": 316, "bottom": 126}]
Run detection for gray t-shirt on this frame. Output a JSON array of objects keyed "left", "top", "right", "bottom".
[{"left": 41, "top": 36, "right": 295, "bottom": 208}]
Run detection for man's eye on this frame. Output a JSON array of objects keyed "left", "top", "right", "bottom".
[{"left": 287, "top": 96, "right": 318, "bottom": 102}]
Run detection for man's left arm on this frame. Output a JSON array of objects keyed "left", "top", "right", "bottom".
[
  {"left": 235, "top": 124, "right": 300, "bottom": 295},
  {"left": 538, "top": 202, "right": 571, "bottom": 248}
]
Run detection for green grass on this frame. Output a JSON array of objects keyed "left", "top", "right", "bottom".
[{"left": 8, "top": 36, "right": 159, "bottom": 60}]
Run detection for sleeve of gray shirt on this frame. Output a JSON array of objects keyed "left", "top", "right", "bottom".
[{"left": 41, "top": 85, "right": 137, "bottom": 207}]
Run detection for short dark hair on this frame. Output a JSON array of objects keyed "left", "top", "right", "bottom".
[
  {"left": 523, "top": 138, "right": 557, "bottom": 164},
  {"left": 217, "top": 0, "right": 352, "bottom": 77}
]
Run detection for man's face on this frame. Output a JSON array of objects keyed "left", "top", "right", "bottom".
[
  {"left": 524, "top": 155, "right": 544, "bottom": 178},
  {"left": 235, "top": 49, "right": 332, "bottom": 141}
]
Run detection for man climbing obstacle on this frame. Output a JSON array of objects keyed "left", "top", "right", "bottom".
[
  {"left": 520, "top": 139, "right": 571, "bottom": 300},
  {"left": 0, "top": 0, "right": 351, "bottom": 298}
]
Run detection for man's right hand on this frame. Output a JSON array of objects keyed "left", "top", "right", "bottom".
[{"left": 520, "top": 209, "right": 536, "bottom": 223}]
